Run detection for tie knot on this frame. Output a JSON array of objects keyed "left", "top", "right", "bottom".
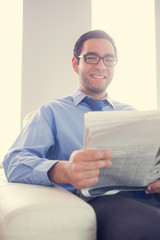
[{"left": 82, "top": 97, "right": 103, "bottom": 111}]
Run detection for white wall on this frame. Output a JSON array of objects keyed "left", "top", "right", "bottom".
[
  {"left": 22, "top": 0, "right": 92, "bottom": 123},
  {"left": 0, "top": 0, "right": 22, "bottom": 161},
  {"left": 22, "top": 0, "right": 160, "bottom": 124},
  {"left": 155, "top": 0, "right": 160, "bottom": 109},
  {"left": 92, "top": 0, "right": 157, "bottom": 111}
]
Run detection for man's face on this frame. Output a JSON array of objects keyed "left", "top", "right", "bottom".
[{"left": 72, "top": 38, "right": 116, "bottom": 99}]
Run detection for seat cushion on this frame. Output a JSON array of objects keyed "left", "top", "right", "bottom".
[{"left": 0, "top": 168, "right": 96, "bottom": 240}]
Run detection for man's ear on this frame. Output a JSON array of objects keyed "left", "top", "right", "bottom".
[{"left": 72, "top": 57, "right": 79, "bottom": 73}]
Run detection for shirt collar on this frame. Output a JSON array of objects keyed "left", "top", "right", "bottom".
[{"left": 72, "top": 89, "right": 115, "bottom": 109}]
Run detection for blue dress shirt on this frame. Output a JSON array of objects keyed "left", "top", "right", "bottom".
[{"left": 3, "top": 90, "right": 135, "bottom": 194}]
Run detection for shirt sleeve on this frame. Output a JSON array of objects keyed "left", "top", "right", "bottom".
[{"left": 3, "top": 104, "right": 59, "bottom": 186}]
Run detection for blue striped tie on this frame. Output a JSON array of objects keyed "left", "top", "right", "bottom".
[{"left": 83, "top": 97, "right": 103, "bottom": 111}]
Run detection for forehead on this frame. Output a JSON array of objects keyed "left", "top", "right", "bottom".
[{"left": 81, "top": 38, "right": 115, "bottom": 56}]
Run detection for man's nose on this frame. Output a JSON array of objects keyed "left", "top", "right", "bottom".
[{"left": 95, "top": 59, "right": 106, "bottom": 70}]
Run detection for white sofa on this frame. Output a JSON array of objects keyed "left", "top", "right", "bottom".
[{"left": 0, "top": 166, "right": 96, "bottom": 240}]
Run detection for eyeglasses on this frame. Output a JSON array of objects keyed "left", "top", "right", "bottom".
[{"left": 78, "top": 53, "right": 117, "bottom": 66}]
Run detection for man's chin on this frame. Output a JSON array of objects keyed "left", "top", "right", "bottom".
[{"left": 88, "top": 87, "right": 107, "bottom": 95}]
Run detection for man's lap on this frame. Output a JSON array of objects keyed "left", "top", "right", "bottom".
[{"left": 89, "top": 192, "right": 160, "bottom": 240}]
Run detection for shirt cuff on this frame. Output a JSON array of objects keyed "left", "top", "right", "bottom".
[{"left": 32, "top": 159, "right": 59, "bottom": 186}]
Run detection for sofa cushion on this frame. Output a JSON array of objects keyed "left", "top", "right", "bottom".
[{"left": 0, "top": 168, "right": 96, "bottom": 240}]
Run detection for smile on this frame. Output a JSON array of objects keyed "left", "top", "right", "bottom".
[{"left": 91, "top": 74, "right": 106, "bottom": 79}]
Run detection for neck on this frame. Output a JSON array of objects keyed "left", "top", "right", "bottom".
[{"left": 79, "top": 89, "right": 107, "bottom": 100}]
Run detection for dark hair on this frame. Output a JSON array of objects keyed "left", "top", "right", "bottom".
[{"left": 73, "top": 30, "right": 117, "bottom": 62}]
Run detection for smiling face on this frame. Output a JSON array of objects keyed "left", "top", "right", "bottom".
[{"left": 72, "top": 38, "right": 116, "bottom": 99}]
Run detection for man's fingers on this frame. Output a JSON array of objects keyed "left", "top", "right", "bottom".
[
  {"left": 85, "top": 159, "right": 112, "bottom": 169},
  {"left": 72, "top": 149, "right": 113, "bottom": 162},
  {"left": 71, "top": 158, "right": 112, "bottom": 172},
  {"left": 146, "top": 180, "right": 160, "bottom": 194},
  {"left": 79, "top": 177, "right": 99, "bottom": 189},
  {"left": 68, "top": 149, "right": 113, "bottom": 189}
]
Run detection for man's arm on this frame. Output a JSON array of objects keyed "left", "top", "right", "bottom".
[
  {"left": 3, "top": 106, "right": 58, "bottom": 186},
  {"left": 48, "top": 149, "right": 112, "bottom": 189}
]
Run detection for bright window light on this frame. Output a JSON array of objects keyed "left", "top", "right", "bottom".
[
  {"left": 92, "top": 0, "right": 157, "bottom": 110},
  {"left": 0, "top": 0, "right": 22, "bottom": 163}
]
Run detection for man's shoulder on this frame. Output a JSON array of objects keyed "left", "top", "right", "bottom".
[
  {"left": 41, "top": 96, "right": 73, "bottom": 108},
  {"left": 28, "top": 96, "right": 74, "bottom": 125},
  {"left": 38, "top": 96, "right": 75, "bottom": 117},
  {"left": 112, "top": 100, "right": 136, "bottom": 111}
]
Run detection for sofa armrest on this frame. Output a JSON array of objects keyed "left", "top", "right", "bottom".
[{"left": 0, "top": 181, "right": 96, "bottom": 240}]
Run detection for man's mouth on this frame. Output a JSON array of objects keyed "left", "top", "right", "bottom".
[{"left": 91, "top": 74, "right": 106, "bottom": 79}]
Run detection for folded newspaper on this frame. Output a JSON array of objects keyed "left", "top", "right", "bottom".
[{"left": 81, "top": 110, "right": 160, "bottom": 197}]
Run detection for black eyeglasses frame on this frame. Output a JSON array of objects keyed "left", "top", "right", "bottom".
[{"left": 78, "top": 53, "right": 118, "bottom": 66}]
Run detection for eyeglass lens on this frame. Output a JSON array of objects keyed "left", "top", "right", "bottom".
[{"left": 85, "top": 55, "right": 116, "bottom": 66}]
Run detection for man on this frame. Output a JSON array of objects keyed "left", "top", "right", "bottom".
[{"left": 3, "top": 30, "right": 160, "bottom": 239}]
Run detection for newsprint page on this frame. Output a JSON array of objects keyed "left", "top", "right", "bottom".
[{"left": 81, "top": 110, "right": 160, "bottom": 197}]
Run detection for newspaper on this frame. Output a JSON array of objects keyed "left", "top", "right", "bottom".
[{"left": 81, "top": 110, "right": 160, "bottom": 197}]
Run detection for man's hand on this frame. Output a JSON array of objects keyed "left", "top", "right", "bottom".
[
  {"left": 48, "top": 149, "right": 112, "bottom": 189},
  {"left": 145, "top": 179, "right": 160, "bottom": 194}
]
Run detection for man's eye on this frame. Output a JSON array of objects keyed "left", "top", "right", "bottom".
[
  {"left": 104, "top": 58, "right": 114, "bottom": 62},
  {"left": 86, "top": 56, "right": 98, "bottom": 60}
]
